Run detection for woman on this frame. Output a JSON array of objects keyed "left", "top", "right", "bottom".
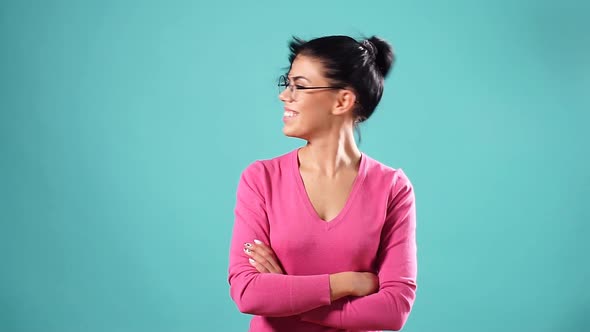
[{"left": 227, "top": 35, "right": 417, "bottom": 332}]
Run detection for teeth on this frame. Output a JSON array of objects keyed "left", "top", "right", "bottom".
[{"left": 284, "top": 111, "right": 297, "bottom": 117}]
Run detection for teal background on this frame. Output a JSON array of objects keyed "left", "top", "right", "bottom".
[{"left": 1, "top": 0, "right": 588, "bottom": 331}]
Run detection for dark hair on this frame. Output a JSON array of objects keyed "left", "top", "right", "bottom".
[{"left": 287, "top": 35, "right": 395, "bottom": 140}]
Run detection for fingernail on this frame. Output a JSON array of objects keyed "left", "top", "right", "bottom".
[
  {"left": 254, "top": 239, "right": 263, "bottom": 245},
  {"left": 244, "top": 242, "right": 252, "bottom": 248},
  {"left": 243, "top": 248, "right": 252, "bottom": 254},
  {"left": 248, "top": 258, "right": 256, "bottom": 264}
]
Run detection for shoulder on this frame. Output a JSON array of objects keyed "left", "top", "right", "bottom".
[
  {"left": 238, "top": 149, "right": 296, "bottom": 183},
  {"left": 362, "top": 153, "right": 414, "bottom": 205},
  {"left": 363, "top": 153, "right": 413, "bottom": 189}
]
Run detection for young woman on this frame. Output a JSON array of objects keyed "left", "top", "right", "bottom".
[{"left": 228, "top": 35, "right": 417, "bottom": 332}]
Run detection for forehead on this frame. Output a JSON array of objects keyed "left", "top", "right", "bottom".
[{"left": 288, "top": 55, "right": 326, "bottom": 81}]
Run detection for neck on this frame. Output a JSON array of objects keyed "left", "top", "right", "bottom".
[{"left": 299, "top": 128, "right": 361, "bottom": 177}]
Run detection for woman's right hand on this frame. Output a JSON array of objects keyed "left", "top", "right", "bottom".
[
  {"left": 349, "top": 272, "right": 379, "bottom": 297},
  {"left": 329, "top": 271, "right": 379, "bottom": 301}
]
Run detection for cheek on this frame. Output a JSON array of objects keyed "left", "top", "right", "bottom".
[{"left": 298, "top": 99, "right": 332, "bottom": 120}]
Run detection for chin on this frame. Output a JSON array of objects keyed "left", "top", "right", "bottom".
[
  {"left": 282, "top": 129, "right": 297, "bottom": 138},
  {"left": 282, "top": 126, "right": 306, "bottom": 140}
]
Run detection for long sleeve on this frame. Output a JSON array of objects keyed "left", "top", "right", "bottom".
[
  {"left": 299, "top": 170, "right": 418, "bottom": 331},
  {"left": 227, "top": 161, "right": 332, "bottom": 317}
]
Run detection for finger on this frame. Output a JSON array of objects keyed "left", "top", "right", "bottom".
[
  {"left": 244, "top": 241, "right": 282, "bottom": 273},
  {"left": 249, "top": 257, "right": 269, "bottom": 273},
  {"left": 244, "top": 247, "right": 280, "bottom": 273},
  {"left": 250, "top": 240, "right": 284, "bottom": 273},
  {"left": 244, "top": 241, "right": 285, "bottom": 274},
  {"left": 253, "top": 239, "right": 267, "bottom": 248},
  {"left": 249, "top": 241, "right": 274, "bottom": 259},
  {"left": 244, "top": 248, "right": 277, "bottom": 273},
  {"left": 248, "top": 240, "right": 271, "bottom": 255},
  {"left": 254, "top": 239, "right": 283, "bottom": 273}
]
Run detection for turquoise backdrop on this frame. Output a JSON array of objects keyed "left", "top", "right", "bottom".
[{"left": 1, "top": 0, "right": 588, "bottom": 331}]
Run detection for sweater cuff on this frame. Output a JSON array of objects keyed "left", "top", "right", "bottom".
[{"left": 290, "top": 274, "right": 331, "bottom": 311}]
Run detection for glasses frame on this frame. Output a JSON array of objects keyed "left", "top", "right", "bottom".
[{"left": 278, "top": 75, "right": 346, "bottom": 100}]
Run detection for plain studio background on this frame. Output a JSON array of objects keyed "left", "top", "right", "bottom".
[{"left": 1, "top": 0, "right": 588, "bottom": 331}]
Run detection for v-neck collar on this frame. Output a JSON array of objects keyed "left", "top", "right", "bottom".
[{"left": 291, "top": 147, "right": 367, "bottom": 230}]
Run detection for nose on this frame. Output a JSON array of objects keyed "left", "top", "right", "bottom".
[
  {"left": 278, "top": 87, "right": 291, "bottom": 102},
  {"left": 279, "top": 88, "right": 293, "bottom": 102}
]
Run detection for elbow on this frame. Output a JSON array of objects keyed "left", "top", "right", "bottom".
[
  {"left": 232, "top": 293, "right": 282, "bottom": 317},
  {"left": 229, "top": 272, "right": 256, "bottom": 314},
  {"left": 381, "top": 287, "right": 416, "bottom": 331},
  {"left": 389, "top": 315, "right": 409, "bottom": 331},
  {"left": 380, "top": 304, "right": 412, "bottom": 331},
  {"left": 230, "top": 282, "right": 270, "bottom": 316},
  {"left": 234, "top": 297, "right": 256, "bottom": 315},
  {"left": 230, "top": 284, "right": 258, "bottom": 315}
]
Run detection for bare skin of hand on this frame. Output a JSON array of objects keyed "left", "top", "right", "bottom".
[
  {"left": 349, "top": 271, "right": 379, "bottom": 296},
  {"left": 243, "top": 240, "right": 285, "bottom": 274},
  {"left": 243, "top": 240, "right": 379, "bottom": 301}
]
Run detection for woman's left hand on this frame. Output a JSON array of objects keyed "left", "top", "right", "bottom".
[{"left": 243, "top": 240, "right": 284, "bottom": 274}]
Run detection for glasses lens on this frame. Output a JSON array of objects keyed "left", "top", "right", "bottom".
[
  {"left": 279, "top": 76, "right": 292, "bottom": 97},
  {"left": 278, "top": 75, "right": 296, "bottom": 100}
]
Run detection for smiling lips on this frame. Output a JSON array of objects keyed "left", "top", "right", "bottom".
[{"left": 283, "top": 108, "right": 299, "bottom": 122}]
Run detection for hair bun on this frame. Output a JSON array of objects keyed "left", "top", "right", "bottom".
[{"left": 364, "top": 36, "right": 394, "bottom": 78}]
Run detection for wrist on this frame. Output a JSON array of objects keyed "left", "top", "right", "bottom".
[{"left": 329, "top": 272, "right": 355, "bottom": 301}]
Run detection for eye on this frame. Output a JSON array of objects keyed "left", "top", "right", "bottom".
[
  {"left": 278, "top": 75, "right": 290, "bottom": 87},
  {"left": 294, "top": 84, "right": 306, "bottom": 90}
]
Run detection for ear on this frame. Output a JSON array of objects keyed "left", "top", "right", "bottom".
[{"left": 331, "top": 89, "right": 357, "bottom": 116}]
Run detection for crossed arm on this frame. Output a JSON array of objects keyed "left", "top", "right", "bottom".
[{"left": 228, "top": 163, "right": 417, "bottom": 331}]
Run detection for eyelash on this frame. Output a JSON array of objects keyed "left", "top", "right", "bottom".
[{"left": 282, "top": 79, "right": 305, "bottom": 89}]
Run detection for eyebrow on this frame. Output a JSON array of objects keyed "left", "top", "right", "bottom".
[{"left": 288, "top": 75, "right": 311, "bottom": 83}]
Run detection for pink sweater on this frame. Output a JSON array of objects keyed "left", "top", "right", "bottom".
[{"left": 227, "top": 148, "right": 417, "bottom": 331}]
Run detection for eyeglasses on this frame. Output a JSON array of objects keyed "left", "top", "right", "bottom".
[{"left": 278, "top": 75, "right": 345, "bottom": 101}]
